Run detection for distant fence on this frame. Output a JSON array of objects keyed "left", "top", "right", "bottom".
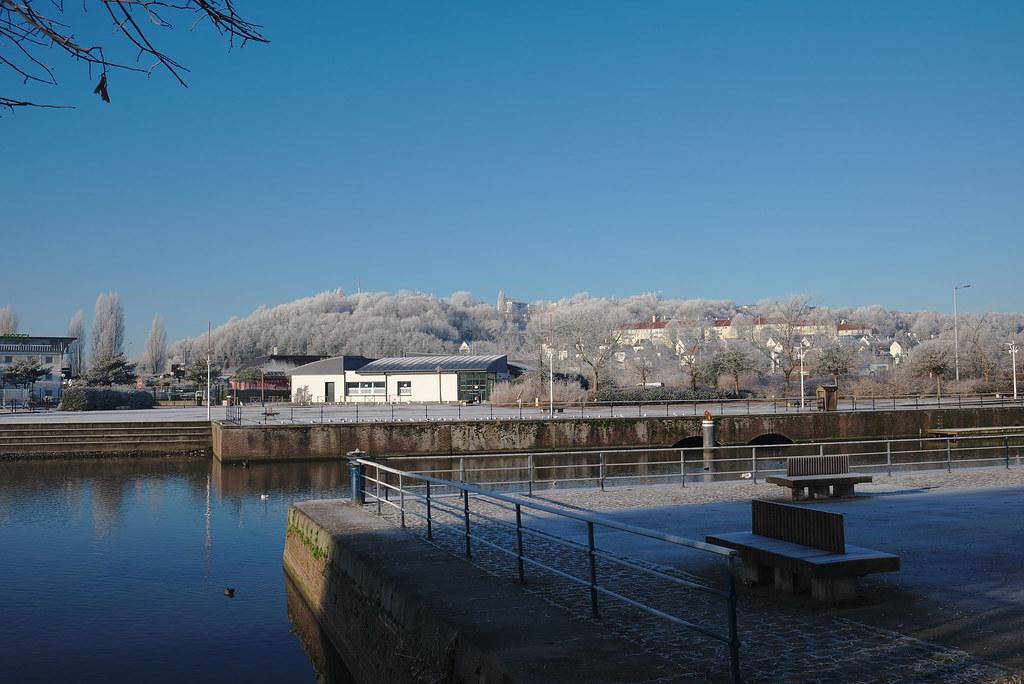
[
  {"left": 370, "top": 433, "right": 1024, "bottom": 493},
  {"left": 220, "top": 392, "right": 1024, "bottom": 426}
]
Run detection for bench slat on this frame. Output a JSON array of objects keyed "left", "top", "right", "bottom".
[
  {"left": 751, "top": 500, "right": 845, "bottom": 553},
  {"left": 787, "top": 454, "right": 849, "bottom": 476}
]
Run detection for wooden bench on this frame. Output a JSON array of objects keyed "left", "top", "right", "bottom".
[
  {"left": 766, "top": 454, "right": 871, "bottom": 500},
  {"left": 707, "top": 500, "right": 900, "bottom": 602}
]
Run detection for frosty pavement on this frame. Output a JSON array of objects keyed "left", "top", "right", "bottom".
[{"left": 373, "top": 469, "right": 1023, "bottom": 682}]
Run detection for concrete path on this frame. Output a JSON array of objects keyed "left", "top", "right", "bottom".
[{"left": 370, "top": 469, "right": 1023, "bottom": 682}]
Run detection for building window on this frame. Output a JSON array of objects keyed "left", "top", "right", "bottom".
[
  {"left": 457, "top": 372, "right": 492, "bottom": 402},
  {"left": 2, "top": 356, "right": 10, "bottom": 363},
  {"left": 345, "top": 381, "right": 385, "bottom": 396},
  {"left": 397, "top": 381, "right": 412, "bottom": 397},
  {"left": 45, "top": 356, "right": 53, "bottom": 364}
]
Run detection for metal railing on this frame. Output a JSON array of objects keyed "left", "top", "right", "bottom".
[
  {"left": 224, "top": 404, "right": 242, "bottom": 425},
  {"left": 380, "top": 433, "right": 1024, "bottom": 492},
  {"left": 354, "top": 458, "right": 743, "bottom": 683},
  {"left": 215, "top": 392, "right": 1024, "bottom": 426}
]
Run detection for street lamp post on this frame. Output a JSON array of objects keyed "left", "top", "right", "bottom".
[
  {"left": 547, "top": 349, "right": 554, "bottom": 418},
  {"left": 1007, "top": 341, "right": 1019, "bottom": 400},
  {"left": 953, "top": 283, "right": 971, "bottom": 383},
  {"left": 797, "top": 347, "right": 807, "bottom": 411},
  {"left": 206, "top": 322, "right": 211, "bottom": 421}
]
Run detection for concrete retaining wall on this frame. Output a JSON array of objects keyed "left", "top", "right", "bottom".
[
  {"left": 283, "top": 500, "right": 679, "bottom": 683},
  {"left": 215, "top": 406, "right": 1024, "bottom": 463}
]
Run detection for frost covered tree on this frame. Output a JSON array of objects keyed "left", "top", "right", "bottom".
[
  {"left": 142, "top": 316, "right": 168, "bottom": 376},
  {"left": 90, "top": 292, "right": 125, "bottom": 363},
  {"left": 67, "top": 310, "right": 86, "bottom": 377},
  {"left": 0, "top": 305, "right": 17, "bottom": 335},
  {"left": 910, "top": 339, "right": 952, "bottom": 397},
  {"left": 815, "top": 341, "right": 855, "bottom": 390},
  {"left": 711, "top": 345, "right": 756, "bottom": 395}
]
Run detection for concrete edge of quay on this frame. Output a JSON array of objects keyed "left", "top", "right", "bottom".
[
  {"left": 282, "top": 499, "right": 689, "bottom": 684},
  {"left": 216, "top": 406, "right": 1024, "bottom": 463}
]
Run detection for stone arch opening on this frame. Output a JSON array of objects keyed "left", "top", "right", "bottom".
[
  {"left": 747, "top": 433, "right": 794, "bottom": 446},
  {"left": 672, "top": 435, "right": 705, "bottom": 448}
]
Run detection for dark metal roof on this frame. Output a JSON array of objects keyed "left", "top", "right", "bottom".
[
  {"left": 356, "top": 355, "right": 507, "bottom": 375},
  {"left": 286, "top": 356, "right": 375, "bottom": 376}
]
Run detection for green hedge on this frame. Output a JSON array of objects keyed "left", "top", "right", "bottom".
[{"left": 58, "top": 387, "right": 156, "bottom": 411}]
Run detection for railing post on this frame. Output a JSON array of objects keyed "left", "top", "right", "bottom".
[
  {"left": 751, "top": 446, "right": 757, "bottom": 484},
  {"left": 346, "top": 449, "right": 367, "bottom": 504},
  {"left": 599, "top": 452, "right": 606, "bottom": 491},
  {"left": 425, "top": 480, "right": 433, "bottom": 540},
  {"left": 886, "top": 440, "right": 892, "bottom": 477},
  {"left": 463, "top": 489, "right": 472, "bottom": 558},
  {"left": 946, "top": 438, "right": 952, "bottom": 473},
  {"left": 819, "top": 443, "right": 825, "bottom": 457},
  {"left": 587, "top": 521, "right": 599, "bottom": 618},
  {"left": 958, "top": 393, "right": 962, "bottom": 408},
  {"left": 459, "top": 457, "right": 466, "bottom": 484},
  {"left": 1005, "top": 437, "right": 1010, "bottom": 469},
  {"left": 727, "top": 555, "right": 741, "bottom": 684},
  {"left": 398, "top": 472, "right": 406, "bottom": 527},
  {"left": 528, "top": 453, "right": 535, "bottom": 496},
  {"left": 515, "top": 503, "right": 525, "bottom": 582},
  {"left": 375, "top": 464, "right": 382, "bottom": 515},
  {"left": 680, "top": 448, "right": 686, "bottom": 487}
]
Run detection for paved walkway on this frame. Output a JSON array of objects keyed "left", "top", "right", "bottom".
[{"left": 370, "top": 467, "right": 1023, "bottom": 683}]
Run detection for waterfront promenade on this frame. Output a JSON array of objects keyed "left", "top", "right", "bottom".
[{"left": 309, "top": 467, "right": 1023, "bottom": 682}]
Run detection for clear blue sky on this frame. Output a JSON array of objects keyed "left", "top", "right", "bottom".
[{"left": 3, "top": 1, "right": 1022, "bottom": 350}]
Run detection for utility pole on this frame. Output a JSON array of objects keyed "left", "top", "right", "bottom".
[
  {"left": 548, "top": 348, "right": 554, "bottom": 418},
  {"left": 797, "top": 347, "right": 806, "bottom": 410},
  {"left": 206, "top": 322, "right": 211, "bottom": 421},
  {"left": 953, "top": 283, "right": 971, "bottom": 382},
  {"left": 1008, "top": 341, "right": 1019, "bottom": 400}
]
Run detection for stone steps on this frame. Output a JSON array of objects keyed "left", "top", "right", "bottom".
[{"left": 0, "top": 422, "right": 212, "bottom": 458}]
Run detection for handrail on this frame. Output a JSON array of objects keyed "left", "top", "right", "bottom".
[
  {"left": 353, "top": 458, "right": 743, "bottom": 681},
  {"left": 357, "top": 458, "right": 736, "bottom": 557}
]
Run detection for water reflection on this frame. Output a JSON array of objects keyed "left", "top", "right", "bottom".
[{"left": 0, "top": 456, "right": 352, "bottom": 683}]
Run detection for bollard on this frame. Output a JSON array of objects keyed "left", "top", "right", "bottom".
[
  {"left": 346, "top": 448, "right": 366, "bottom": 504},
  {"left": 702, "top": 412, "right": 716, "bottom": 482},
  {"left": 751, "top": 446, "right": 757, "bottom": 484}
]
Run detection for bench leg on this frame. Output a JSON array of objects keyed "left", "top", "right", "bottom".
[
  {"left": 774, "top": 568, "right": 796, "bottom": 592},
  {"left": 832, "top": 484, "right": 855, "bottom": 498},
  {"left": 743, "top": 560, "right": 772, "bottom": 585},
  {"left": 811, "top": 577, "right": 857, "bottom": 603},
  {"left": 786, "top": 486, "right": 805, "bottom": 500},
  {"left": 809, "top": 485, "right": 830, "bottom": 499}
]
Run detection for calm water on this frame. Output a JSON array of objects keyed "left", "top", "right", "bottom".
[{"left": 0, "top": 456, "right": 355, "bottom": 683}]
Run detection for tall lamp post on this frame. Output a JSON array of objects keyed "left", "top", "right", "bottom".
[
  {"left": 1007, "top": 341, "right": 1019, "bottom": 400},
  {"left": 547, "top": 348, "right": 554, "bottom": 418},
  {"left": 796, "top": 347, "right": 807, "bottom": 410},
  {"left": 206, "top": 322, "right": 212, "bottom": 421},
  {"left": 953, "top": 283, "right": 971, "bottom": 383}
]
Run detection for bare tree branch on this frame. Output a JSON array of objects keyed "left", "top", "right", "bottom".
[{"left": 0, "top": 0, "right": 266, "bottom": 111}]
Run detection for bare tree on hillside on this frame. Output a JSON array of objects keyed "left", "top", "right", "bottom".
[
  {"left": 1, "top": 0, "right": 267, "bottom": 112},
  {"left": 910, "top": 339, "right": 952, "bottom": 397},
  {"left": 750, "top": 296, "right": 816, "bottom": 395}
]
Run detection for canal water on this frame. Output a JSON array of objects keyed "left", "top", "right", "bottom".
[{"left": 0, "top": 456, "right": 355, "bottom": 683}]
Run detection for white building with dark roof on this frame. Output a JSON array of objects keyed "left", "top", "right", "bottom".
[{"left": 287, "top": 354, "right": 510, "bottom": 404}]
